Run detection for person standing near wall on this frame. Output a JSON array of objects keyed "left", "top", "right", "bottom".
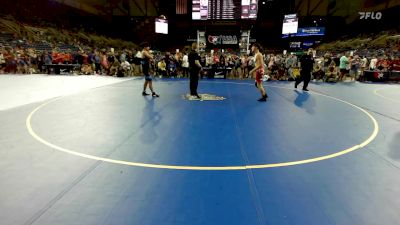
[
  {"left": 188, "top": 42, "right": 202, "bottom": 98},
  {"left": 141, "top": 42, "right": 159, "bottom": 97}
]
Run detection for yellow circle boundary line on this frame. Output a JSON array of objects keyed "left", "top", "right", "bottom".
[
  {"left": 26, "top": 82, "right": 379, "bottom": 170},
  {"left": 373, "top": 87, "right": 400, "bottom": 103}
]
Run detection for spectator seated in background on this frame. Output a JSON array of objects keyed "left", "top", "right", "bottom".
[
  {"left": 18, "top": 57, "right": 29, "bottom": 74},
  {"left": 109, "top": 57, "right": 120, "bottom": 76},
  {"left": 291, "top": 67, "right": 301, "bottom": 81},
  {"left": 349, "top": 55, "right": 360, "bottom": 81},
  {"left": 225, "top": 57, "right": 236, "bottom": 78},
  {"left": 325, "top": 61, "right": 338, "bottom": 82},
  {"left": 276, "top": 66, "right": 286, "bottom": 80},
  {"left": 157, "top": 59, "right": 167, "bottom": 77},
  {"left": 233, "top": 56, "right": 241, "bottom": 78},
  {"left": 168, "top": 61, "right": 177, "bottom": 77},
  {"left": 133, "top": 49, "right": 142, "bottom": 75},
  {"left": 0, "top": 50, "right": 5, "bottom": 73},
  {"left": 390, "top": 56, "right": 400, "bottom": 72},
  {"left": 312, "top": 66, "right": 325, "bottom": 81},
  {"left": 63, "top": 51, "right": 73, "bottom": 64},
  {"left": 376, "top": 56, "right": 390, "bottom": 72},
  {"left": 52, "top": 51, "right": 65, "bottom": 64},
  {"left": 27, "top": 49, "right": 38, "bottom": 74},
  {"left": 43, "top": 51, "right": 52, "bottom": 74},
  {"left": 15, "top": 51, "right": 29, "bottom": 74},
  {"left": 101, "top": 51, "right": 109, "bottom": 74},
  {"left": 5, "top": 51, "right": 18, "bottom": 74},
  {"left": 81, "top": 63, "right": 93, "bottom": 75},
  {"left": 120, "top": 59, "right": 132, "bottom": 76}
]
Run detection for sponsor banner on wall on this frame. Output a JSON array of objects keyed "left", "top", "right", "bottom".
[
  {"left": 297, "top": 27, "right": 325, "bottom": 36},
  {"left": 282, "top": 27, "right": 325, "bottom": 38}
]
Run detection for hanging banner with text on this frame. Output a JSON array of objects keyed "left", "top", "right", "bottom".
[{"left": 282, "top": 27, "right": 325, "bottom": 38}]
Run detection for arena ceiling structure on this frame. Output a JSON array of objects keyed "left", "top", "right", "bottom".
[
  {"left": 294, "top": 0, "right": 400, "bottom": 23},
  {"left": 291, "top": 0, "right": 400, "bottom": 42},
  {"left": 53, "top": 0, "right": 161, "bottom": 17},
  {"left": 4, "top": 0, "right": 397, "bottom": 50},
  {"left": 51, "top": 0, "right": 177, "bottom": 47}
]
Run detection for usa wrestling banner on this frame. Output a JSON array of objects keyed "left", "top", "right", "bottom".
[{"left": 205, "top": 33, "right": 240, "bottom": 49}]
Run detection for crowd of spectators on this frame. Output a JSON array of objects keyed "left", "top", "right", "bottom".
[
  {"left": 149, "top": 48, "right": 399, "bottom": 82},
  {"left": 0, "top": 15, "right": 138, "bottom": 76},
  {"left": 0, "top": 45, "right": 143, "bottom": 76},
  {"left": 1, "top": 42, "right": 399, "bottom": 83},
  {"left": 254, "top": 49, "right": 400, "bottom": 82},
  {"left": 1, "top": 12, "right": 399, "bottom": 83},
  {"left": 1, "top": 27, "right": 399, "bottom": 82}
]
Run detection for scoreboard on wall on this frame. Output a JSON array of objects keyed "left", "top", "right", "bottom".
[
  {"left": 282, "top": 14, "right": 298, "bottom": 34},
  {"left": 192, "top": 0, "right": 258, "bottom": 20}
]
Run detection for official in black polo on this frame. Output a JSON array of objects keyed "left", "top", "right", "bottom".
[
  {"left": 188, "top": 42, "right": 202, "bottom": 98},
  {"left": 295, "top": 48, "right": 315, "bottom": 91}
]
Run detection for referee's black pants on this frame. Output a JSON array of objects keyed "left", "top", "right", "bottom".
[
  {"left": 190, "top": 70, "right": 199, "bottom": 96},
  {"left": 295, "top": 70, "right": 311, "bottom": 90}
]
